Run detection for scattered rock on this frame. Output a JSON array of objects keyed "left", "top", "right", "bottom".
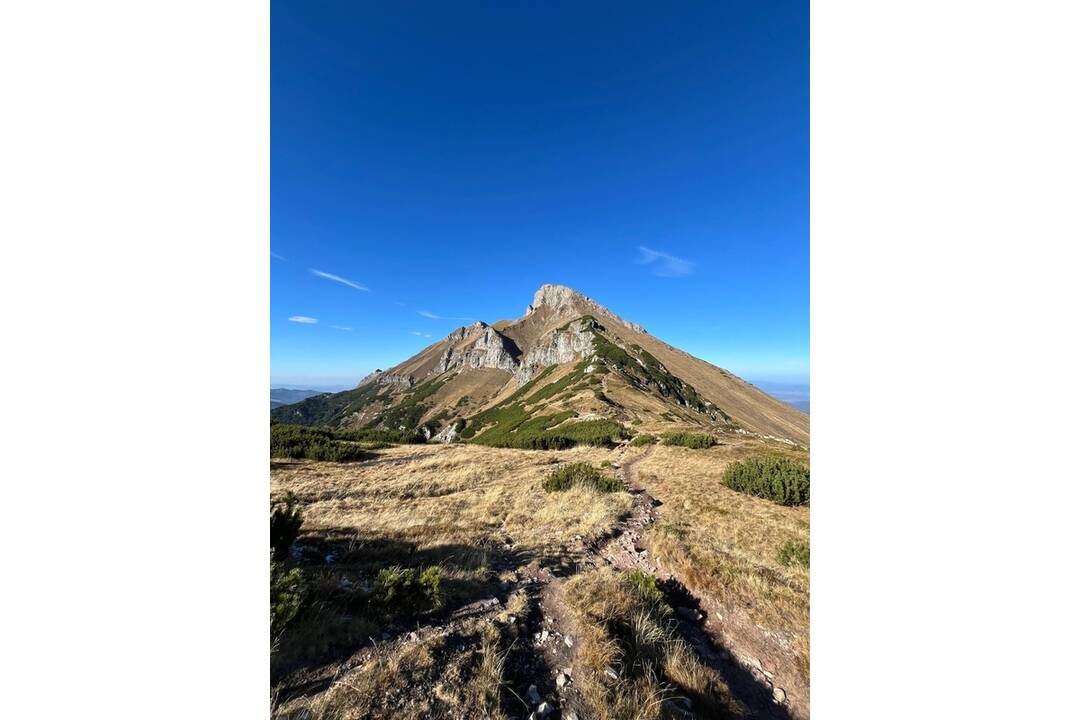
[
  {"left": 527, "top": 685, "right": 542, "bottom": 705},
  {"left": 564, "top": 713, "right": 579, "bottom": 720},
  {"left": 773, "top": 687, "right": 786, "bottom": 704},
  {"left": 676, "top": 606, "right": 704, "bottom": 623},
  {"left": 540, "top": 629, "right": 549, "bottom": 643},
  {"left": 556, "top": 672, "right": 570, "bottom": 689},
  {"left": 563, "top": 635, "right": 574, "bottom": 648},
  {"left": 408, "top": 631, "right": 419, "bottom": 642},
  {"left": 536, "top": 702, "right": 554, "bottom": 717},
  {"left": 479, "top": 597, "right": 501, "bottom": 609},
  {"left": 661, "top": 698, "right": 693, "bottom": 718}
]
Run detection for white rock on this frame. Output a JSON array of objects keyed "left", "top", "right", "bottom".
[
  {"left": 536, "top": 702, "right": 554, "bottom": 717},
  {"left": 773, "top": 687, "right": 786, "bottom": 704},
  {"left": 563, "top": 635, "right": 573, "bottom": 648},
  {"left": 556, "top": 672, "right": 569, "bottom": 688}
]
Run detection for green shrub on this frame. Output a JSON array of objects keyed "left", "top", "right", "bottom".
[
  {"left": 372, "top": 566, "right": 443, "bottom": 613},
  {"left": 722, "top": 455, "right": 810, "bottom": 506},
  {"left": 630, "top": 433, "right": 657, "bottom": 446},
  {"left": 660, "top": 431, "right": 717, "bottom": 449},
  {"left": 542, "top": 462, "right": 622, "bottom": 493},
  {"left": 270, "top": 423, "right": 374, "bottom": 461},
  {"left": 271, "top": 557, "right": 306, "bottom": 637},
  {"left": 624, "top": 570, "right": 672, "bottom": 617},
  {"left": 333, "top": 428, "right": 425, "bottom": 444},
  {"left": 777, "top": 540, "right": 810, "bottom": 568},
  {"left": 270, "top": 494, "right": 303, "bottom": 561},
  {"left": 550, "top": 419, "right": 631, "bottom": 447}
]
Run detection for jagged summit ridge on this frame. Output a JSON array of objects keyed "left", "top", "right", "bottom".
[{"left": 525, "top": 284, "right": 647, "bottom": 334}]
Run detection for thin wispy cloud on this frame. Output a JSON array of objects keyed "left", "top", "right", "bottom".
[
  {"left": 310, "top": 269, "right": 370, "bottom": 291},
  {"left": 637, "top": 246, "right": 694, "bottom": 277},
  {"left": 332, "top": 325, "right": 353, "bottom": 331},
  {"left": 417, "top": 310, "right": 474, "bottom": 321},
  {"left": 271, "top": 250, "right": 287, "bottom": 261},
  {"left": 288, "top": 316, "right": 318, "bottom": 324},
  {"left": 410, "top": 331, "right": 433, "bottom": 338}
]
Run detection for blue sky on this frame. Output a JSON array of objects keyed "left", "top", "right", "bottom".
[{"left": 271, "top": 2, "right": 808, "bottom": 388}]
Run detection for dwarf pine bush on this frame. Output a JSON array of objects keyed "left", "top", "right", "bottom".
[
  {"left": 372, "top": 566, "right": 443, "bottom": 613},
  {"left": 722, "top": 455, "right": 810, "bottom": 506},
  {"left": 270, "top": 494, "right": 303, "bottom": 561},
  {"left": 271, "top": 557, "right": 306, "bottom": 637},
  {"left": 630, "top": 433, "right": 657, "bottom": 446},
  {"left": 270, "top": 423, "right": 374, "bottom": 461},
  {"left": 543, "top": 462, "right": 622, "bottom": 493},
  {"left": 661, "top": 431, "right": 717, "bottom": 449}
]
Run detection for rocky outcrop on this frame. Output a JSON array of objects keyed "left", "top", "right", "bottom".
[
  {"left": 360, "top": 369, "right": 415, "bottom": 388},
  {"left": 432, "top": 421, "right": 461, "bottom": 443},
  {"left": 513, "top": 317, "right": 596, "bottom": 384},
  {"left": 525, "top": 283, "right": 647, "bottom": 334},
  {"left": 435, "top": 326, "right": 520, "bottom": 374},
  {"left": 444, "top": 320, "right": 489, "bottom": 344}
]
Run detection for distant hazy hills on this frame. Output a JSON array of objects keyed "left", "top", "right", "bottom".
[
  {"left": 749, "top": 380, "right": 810, "bottom": 415},
  {"left": 272, "top": 284, "right": 809, "bottom": 445},
  {"left": 270, "top": 388, "right": 328, "bottom": 409}
]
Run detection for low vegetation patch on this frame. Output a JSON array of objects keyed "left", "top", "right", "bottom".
[
  {"left": 722, "top": 455, "right": 810, "bottom": 506},
  {"left": 271, "top": 558, "right": 305, "bottom": 639},
  {"left": 467, "top": 403, "right": 630, "bottom": 449},
  {"left": 270, "top": 497, "right": 306, "bottom": 639},
  {"left": 661, "top": 431, "right": 717, "bottom": 449},
  {"left": 564, "top": 568, "right": 735, "bottom": 720},
  {"left": 372, "top": 565, "right": 444, "bottom": 613},
  {"left": 624, "top": 569, "right": 672, "bottom": 618},
  {"left": 630, "top": 433, "right": 657, "bottom": 446},
  {"left": 777, "top": 540, "right": 810, "bottom": 569},
  {"left": 543, "top": 462, "right": 622, "bottom": 493},
  {"left": 335, "top": 428, "right": 426, "bottom": 444},
  {"left": 270, "top": 493, "right": 303, "bottom": 561},
  {"left": 270, "top": 423, "right": 374, "bottom": 462}
]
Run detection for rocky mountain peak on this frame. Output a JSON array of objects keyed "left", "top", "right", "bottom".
[{"left": 525, "top": 284, "right": 594, "bottom": 317}]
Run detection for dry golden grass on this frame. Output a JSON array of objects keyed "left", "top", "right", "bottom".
[
  {"left": 270, "top": 443, "right": 633, "bottom": 704},
  {"left": 563, "top": 567, "right": 737, "bottom": 720},
  {"left": 638, "top": 440, "right": 810, "bottom": 678},
  {"left": 276, "top": 619, "right": 510, "bottom": 720},
  {"left": 271, "top": 443, "right": 632, "bottom": 562}
]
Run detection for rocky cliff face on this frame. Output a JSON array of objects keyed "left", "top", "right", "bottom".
[
  {"left": 513, "top": 317, "right": 596, "bottom": 384},
  {"left": 434, "top": 325, "right": 520, "bottom": 374}
]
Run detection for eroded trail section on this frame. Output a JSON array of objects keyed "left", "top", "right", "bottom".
[{"left": 586, "top": 444, "right": 800, "bottom": 720}]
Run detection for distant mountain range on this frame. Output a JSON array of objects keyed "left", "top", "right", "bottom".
[{"left": 270, "top": 388, "right": 328, "bottom": 409}]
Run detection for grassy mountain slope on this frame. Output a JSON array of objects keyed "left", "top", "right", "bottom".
[{"left": 272, "top": 285, "right": 808, "bottom": 445}]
